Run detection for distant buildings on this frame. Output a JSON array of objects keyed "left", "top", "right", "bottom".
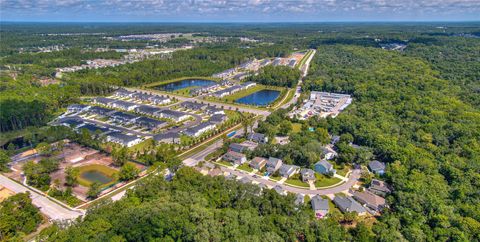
[{"left": 290, "top": 91, "right": 352, "bottom": 120}]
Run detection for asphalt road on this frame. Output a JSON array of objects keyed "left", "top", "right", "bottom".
[
  {"left": 281, "top": 49, "right": 316, "bottom": 109},
  {"left": 0, "top": 175, "right": 84, "bottom": 221}
]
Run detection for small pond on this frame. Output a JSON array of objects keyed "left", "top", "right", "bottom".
[
  {"left": 154, "top": 79, "right": 216, "bottom": 92},
  {"left": 235, "top": 89, "right": 280, "bottom": 106},
  {"left": 80, "top": 171, "right": 113, "bottom": 184}
]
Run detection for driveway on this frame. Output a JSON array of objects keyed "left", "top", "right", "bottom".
[{"left": 0, "top": 175, "right": 84, "bottom": 221}]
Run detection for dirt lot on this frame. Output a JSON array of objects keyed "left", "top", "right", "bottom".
[
  {"left": 6, "top": 141, "right": 146, "bottom": 202},
  {"left": 0, "top": 185, "right": 15, "bottom": 202}
]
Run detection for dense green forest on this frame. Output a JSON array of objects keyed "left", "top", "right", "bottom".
[
  {"left": 304, "top": 44, "right": 480, "bottom": 241},
  {"left": 246, "top": 65, "right": 301, "bottom": 87},
  {"left": 0, "top": 192, "right": 43, "bottom": 241},
  {"left": 38, "top": 167, "right": 356, "bottom": 241},
  {"left": 1, "top": 23, "right": 479, "bottom": 241}
]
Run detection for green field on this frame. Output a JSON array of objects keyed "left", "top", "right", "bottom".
[{"left": 77, "top": 164, "right": 119, "bottom": 188}]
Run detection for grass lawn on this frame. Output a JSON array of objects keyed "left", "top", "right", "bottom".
[
  {"left": 77, "top": 164, "right": 119, "bottom": 188},
  {"left": 284, "top": 178, "right": 310, "bottom": 188},
  {"left": 334, "top": 165, "right": 351, "bottom": 177},
  {"left": 237, "top": 163, "right": 253, "bottom": 172},
  {"left": 215, "top": 160, "right": 233, "bottom": 167},
  {"left": 269, "top": 176, "right": 282, "bottom": 182},
  {"left": 291, "top": 123, "right": 302, "bottom": 133},
  {"left": 272, "top": 87, "right": 295, "bottom": 109},
  {"left": 315, "top": 174, "right": 342, "bottom": 188}
]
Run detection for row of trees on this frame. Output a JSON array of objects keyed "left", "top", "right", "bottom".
[{"left": 246, "top": 65, "right": 301, "bottom": 88}]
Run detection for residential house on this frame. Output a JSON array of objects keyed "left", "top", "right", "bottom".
[
  {"left": 180, "top": 101, "right": 206, "bottom": 111},
  {"left": 250, "top": 157, "right": 267, "bottom": 170},
  {"left": 266, "top": 157, "right": 283, "bottom": 174},
  {"left": 333, "top": 196, "right": 366, "bottom": 215},
  {"left": 60, "top": 119, "right": 84, "bottom": 128},
  {"left": 241, "top": 81, "right": 256, "bottom": 89},
  {"left": 368, "top": 160, "right": 386, "bottom": 175},
  {"left": 311, "top": 195, "right": 329, "bottom": 218},
  {"left": 111, "top": 100, "right": 138, "bottom": 111},
  {"left": 130, "top": 92, "right": 156, "bottom": 102},
  {"left": 249, "top": 132, "right": 268, "bottom": 143},
  {"left": 353, "top": 190, "right": 386, "bottom": 213},
  {"left": 153, "top": 132, "right": 180, "bottom": 144},
  {"left": 76, "top": 123, "right": 110, "bottom": 135},
  {"left": 229, "top": 143, "right": 247, "bottom": 153},
  {"left": 300, "top": 168, "right": 316, "bottom": 182},
  {"left": 134, "top": 117, "right": 167, "bottom": 130},
  {"left": 241, "top": 140, "right": 258, "bottom": 150},
  {"left": 314, "top": 160, "right": 336, "bottom": 175},
  {"left": 321, "top": 147, "right": 337, "bottom": 160},
  {"left": 149, "top": 96, "right": 171, "bottom": 105},
  {"left": 204, "top": 106, "right": 224, "bottom": 115},
  {"left": 368, "top": 179, "right": 391, "bottom": 197},
  {"left": 110, "top": 111, "right": 138, "bottom": 124},
  {"left": 134, "top": 105, "right": 162, "bottom": 117},
  {"left": 184, "top": 122, "right": 216, "bottom": 137},
  {"left": 223, "top": 150, "right": 247, "bottom": 165},
  {"left": 88, "top": 106, "right": 113, "bottom": 116},
  {"left": 208, "top": 114, "right": 227, "bottom": 124},
  {"left": 106, "top": 132, "right": 142, "bottom": 147},
  {"left": 157, "top": 110, "right": 190, "bottom": 122},
  {"left": 93, "top": 97, "right": 116, "bottom": 106},
  {"left": 114, "top": 88, "right": 133, "bottom": 98},
  {"left": 67, "top": 104, "right": 89, "bottom": 113},
  {"left": 279, "top": 164, "right": 300, "bottom": 178}
]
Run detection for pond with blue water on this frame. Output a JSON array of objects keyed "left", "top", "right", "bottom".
[
  {"left": 235, "top": 89, "right": 280, "bottom": 106},
  {"left": 154, "top": 79, "right": 216, "bottom": 92}
]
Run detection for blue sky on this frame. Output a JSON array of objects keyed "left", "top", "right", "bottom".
[{"left": 1, "top": 0, "right": 479, "bottom": 22}]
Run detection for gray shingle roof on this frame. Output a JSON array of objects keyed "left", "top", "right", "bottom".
[{"left": 311, "top": 195, "right": 329, "bottom": 211}]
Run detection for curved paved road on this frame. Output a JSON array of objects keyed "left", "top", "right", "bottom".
[{"left": 212, "top": 163, "right": 360, "bottom": 196}]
